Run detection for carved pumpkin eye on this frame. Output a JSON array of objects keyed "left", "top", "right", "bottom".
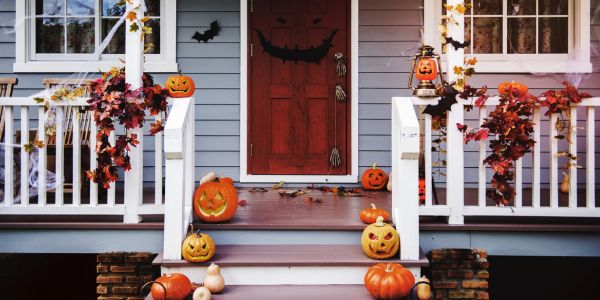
[
  {"left": 384, "top": 232, "right": 394, "bottom": 240},
  {"left": 183, "top": 81, "right": 187, "bottom": 84},
  {"left": 369, "top": 173, "right": 374, "bottom": 178},
  {"left": 369, "top": 233, "right": 378, "bottom": 240}
]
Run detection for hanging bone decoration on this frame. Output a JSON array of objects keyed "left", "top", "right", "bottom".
[
  {"left": 335, "top": 52, "right": 347, "bottom": 77},
  {"left": 329, "top": 146, "right": 342, "bottom": 167},
  {"left": 335, "top": 84, "right": 347, "bottom": 102},
  {"left": 255, "top": 29, "right": 338, "bottom": 64},
  {"left": 192, "top": 20, "right": 221, "bottom": 43}
]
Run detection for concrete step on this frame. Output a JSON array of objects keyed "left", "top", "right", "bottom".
[{"left": 155, "top": 244, "right": 428, "bottom": 285}]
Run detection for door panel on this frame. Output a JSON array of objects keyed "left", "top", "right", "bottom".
[{"left": 249, "top": 0, "right": 349, "bottom": 175}]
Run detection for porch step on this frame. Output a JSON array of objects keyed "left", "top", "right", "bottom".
[
  {"left": 155, "top": 244, "right": 428, "bottom": 285},
  {"left": 146, "top": 285, "right": 372, "bottom": 300}
]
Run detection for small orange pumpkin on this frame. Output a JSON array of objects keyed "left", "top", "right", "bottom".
[
  {"left": 415, "top": 58, "right": 438, "bottom": 81},
  {"left": 194, "top": 181, "right": 238, "bottom": 223},
  {"left": 498, "top": 81, "right": 528, "bottom": 97},
  {"left": 359, "top": 203, "right": 390, "bottom": 224},
  {"left": 364, "top": 263, "right": 415, "bottom": 300},
  {"left": 166, "top": 71, "right": 195, "bottom": 98},
  {"left": 181, "top": 231, "right": 216, "bottom": 263},
  {"left": 143, "top": 273, "right": 193, "bottom": 300},
  {"left": 361, "top": 163, "right": 389, "bottom": 191}
]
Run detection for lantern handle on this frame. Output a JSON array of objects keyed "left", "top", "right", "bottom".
[
  {"left": 408, "top": 53, "right": 418, "bottom": 91},
  {"left": 435, "top": 53, "right": 445, "bottom": 85}
]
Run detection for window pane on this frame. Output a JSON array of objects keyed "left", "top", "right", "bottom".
[
  {"left": 144, "top": 18, "right": 160, "bottom": 54},
  {"left": 67, "top": 0, "right": 95, "bottom": 15},
  {"left": 36, "top": 18, "right": 64, "bottom": 53},
  {"left": 539, "top": 0, "right": 568, "bottom": 15},
  {"left": 103, "top": 0, "right": 125, "bottom": 16},
  {"left": 465, "top": 19, "right": 472, "bottom": 54},
  {"left": 473, "top": 17, "right": 502, "bottom": 53},
  {"left": 36, "top": 0, "right": 64, "bottom": 16},
  {"left": 473, "top": 0, "right": 502, "bottom": 15},
  {"left": 145, "top": 0, "right": 161, "bottom": 16},
  {"left": 508, "top": 0, "right": 535, "bottom": 16},
  {"left": 67, "top": 18, "right": 95, "bottom": 53},
  {"left": 508, "top": 18, "right": 536, "bottom": 53},
  {"left": 539, "top": 17, "right": 568, "bottom": 53},
  {"left": 102, "top": 19, "right": 125, "bottom": 54}
]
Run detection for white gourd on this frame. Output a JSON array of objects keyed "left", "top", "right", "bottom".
[
  {"left": 203, "top": 263, "right": 225, "bottom": 294},
  {"left": 200, "top": 172, "right": 217, "bottom": 185},
  {"left": 192, "top": 286, "right": 211, "bottom": 300}
]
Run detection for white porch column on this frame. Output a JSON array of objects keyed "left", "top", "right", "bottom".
[
  {"left": 124, "top": 0, "right": 145, "bottom": 223},
  {"left": 445, "top": 0, "right": 465, "bottom": 224}
]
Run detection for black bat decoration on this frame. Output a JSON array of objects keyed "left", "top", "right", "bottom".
[
  {"left": 192, "top": 20, "right": 221, "bottom": 43},
  {"left": 443, "top": 37, "right": 470, "bottom": 49},
  {"left": 423, "top": 84, "right": 459, "bottom": 117},
  {"left": 255, "top": 29, "right": 337, "bottom": 64}
]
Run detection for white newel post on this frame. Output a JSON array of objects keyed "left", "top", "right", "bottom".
[
  {"left": 124, "top": 0, "right": 145, "bottom": 223},
  {"left": 392, "top": 98, "right": 420, "bottom": 261},
  {"left": 445, "top": 0, "right": 465, "bottom": 225}
]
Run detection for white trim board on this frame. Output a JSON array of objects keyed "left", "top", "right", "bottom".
[{"left": 239, "top": 0, "right": 359, "bottom": 183}]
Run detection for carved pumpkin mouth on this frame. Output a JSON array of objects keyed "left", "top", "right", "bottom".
[
  {"left": 368, "top": 180, "right": 385, "bottom": 188},
  {"left": 169, "top": 86, "right": 191, "bottom": 93},
  {"left": 198, "top": 192, "right": 228, "bottom": 217},
  {"left": 419, "top": 68, "right": 433, "bottom": 74}
]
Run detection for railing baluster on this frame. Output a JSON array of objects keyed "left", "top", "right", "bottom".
[
  {"left": 155, "top": 114, "right": 163, "bottom": 205},
  {"left": 550, "top": 113, "right": 559, "bottom": 207},
  {"left": 478, "top": 106, "right": 487, "bottom": 207},
  {"left": 424, "top": 113, "right": 432, "bottom": 207},
  {"left": 38, "top": 107, "right": 47, "bottom": 206},
  {"left": 55, "top": 107, "right": 64, "bottom": 206},
  {"left": 4, "top": 107, "right": 13, "bottom": 205},
  {"left": 89, "top": 115, "right": 98, "bottom": 206},
  {"left": 515, "top": 158, "right": 523, "bottom": 208},
  {"left": 107, "top": 131, "right": 116, "bottom": 206},
  {"left": 20, "top": 107, "right": 29, "bottom": 206},
  {"left": 568, "top": 107, "right": 577, "bottom": 207},
  {"left": 586, "top": 107, "right": 595, "bottom": 208},
  {"left": 532, "top": 108, "right": 541, "bottom": 208},
  {"left": 72, "top": 109, "right": 81, "bottom": 206}
]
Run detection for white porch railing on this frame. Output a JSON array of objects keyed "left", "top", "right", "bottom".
[
  {"left": 392, "top": 96, "right": 600, "bottom": 227},
  {"left": 0, "top": 97, "right": 168, "bottom": 222}
]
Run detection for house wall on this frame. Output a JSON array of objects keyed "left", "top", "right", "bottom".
[{"left": 0, "top": 0, "right": 598, "bottom": 186}]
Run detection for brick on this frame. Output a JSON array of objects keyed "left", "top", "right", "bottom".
[
  {"left": 474, "top": 249, "right": 488, "bottom": 258},
  {"left": 97, "top": 274, "right": 124, "bottom": 284},
  {"left": 475, "top": 259, "right": 490, "bottom": 269},
  {"left": 126, "top": 297, "right": 146, "bottom": 300},
  {"left": 430, "top": 249, "right": 447, "bottom": 259},
  {"left": 476, "top": 270, "right": 490, "bottom": 279},
  {"left": 462, "top": 280, "right": 489, "bottom": 289},
  {"left": 458, "top": 261, "right": 473, "bottom": 268},
  {"left": 97, "top": 284, "right": 109, "bottom": 294},
  {"left": 431, "top": 261, "right": 458, "bottom": 269},
  {"left": 97, "top": 252, "right": 125, "bottom": 263},
  {"left": 125, "top": 274, "right": 153, "bottom": 284},
  {"left": 97, "top": 264, "right": 110, "bottom": 273},
  {"left": 435, "top": 291, "right": 445, "bottom": 299},
  {"left": 139, "top": 265, "right": 154, "bottom": 274},
  {"left": 110, "top": 265, "right": 138, "bottom": 273},
  {"left": 448, "top": 290, "right": 475, "bottom": 299},
  {"left": 111, "top": 284, "right": 139, "bottom": 294},
  {"left": 431, "top": 270, "right": 445, "bottom": 279},
  {"left": 124, "top": 253, "right": 156, "bottom": 263},
  {"left": 433, "top": 281, "right": 459, "bottom": 289},
  {"left": 477, "top": 291, "right": 490, "bottom": 300},
  {"left": 448, "top": 249, "right": 475, "bottom": 260},
  {"left": 99, "top": 297, "right": 126, "bottom": 300},
  {"left": 447, "top": 270, "right": 474, "bottom": 279}
]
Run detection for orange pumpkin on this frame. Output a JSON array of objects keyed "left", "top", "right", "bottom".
[
  {"left": 359, "top": 203, "right": 390, "bottom": 224},
  {"left": 418, "top": 178, "right": 426, "bottom": 204},
  {"left": 415, "top": 58, "right": 438, "bottom": 81},
  {"left": 166, "top": 72, "right": 195, "bottom": 98},
  {"left": 194, "top": 181, "right": 238, "bottom": 223},
  {"left": 361, "top": 163, "right": 389, "bottom": 191},
  {"left": 143, "top": 273, "right": 193, "bottom": 300},
  {"left": 364, "top": 263, "right": 415, "bottom": 300},
  {"left": 220, "top": 177, "right": 234, "bottom": 186},
  {"left": 498, "top": 81, "right": 528, "bottom": 97}
]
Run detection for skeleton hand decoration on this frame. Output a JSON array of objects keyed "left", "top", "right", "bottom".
[
  {"left": 335, "top": 84, "right": 347, "bottom": 102},
  {"left": 335, "top": 52, "right": 347, "bottom": 77}
]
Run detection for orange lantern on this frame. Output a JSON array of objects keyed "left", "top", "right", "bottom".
[{"left": 408, "top": 45, "right": 444, "bottom": 97}]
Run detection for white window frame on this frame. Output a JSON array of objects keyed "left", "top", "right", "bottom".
[
  {"left": 424, "top": 0, "right": 591, "bottom": 73},
  {"left": 13, "top": 0, "right": 177, "bottom": 73}
]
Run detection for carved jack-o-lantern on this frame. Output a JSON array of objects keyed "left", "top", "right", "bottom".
[
  {"left": 415, "top": 58, "right": 438, "bottom": 81},
  {"left": 193, "top": 181, "right": 238, "bottom": 223},
  {"left": 181, "top": 231, "right": 216, "bottom": 263},
  {"left": 166, "top": 72, "right": 195, "bottom": 98},
  {"left": 361, "top": 163, "right": 389, "bottom": 191},
  {"left": 361, "top": 216, "right": 400, "bottom": 259},
  {"left": 418, "top": 178, "right": 426, "bottom": 204}
]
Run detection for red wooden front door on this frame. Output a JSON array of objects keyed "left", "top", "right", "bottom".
[{"left": 249, "top": 0, "right": 350, "bottom": 175}]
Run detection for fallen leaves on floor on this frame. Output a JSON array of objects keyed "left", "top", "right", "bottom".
[
  {"left": 307, "top": 184, "right": 363, "bottom": 197},
  {"left": 272, "top": 180, "right": 285, "bottom": 189},
  {"left": 278, "top": 189, "right": 305, "bottom": 197},
  {"left": 249, "top": 187, "right": 268, "bottom": 193},
  {"left": 304, "top": 197, "right": 323, "bottom": 204},
  {"left": 238, "top": 199, "right": 248, "bottom": 206}
]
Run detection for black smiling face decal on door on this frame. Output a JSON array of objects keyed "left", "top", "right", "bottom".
[{"left": 254, "top": 29, "right": 338, "bottom": 64}]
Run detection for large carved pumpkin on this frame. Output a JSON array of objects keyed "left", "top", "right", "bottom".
[
  {"left": 359, "top": 203, "right": 390, "bottom": 224},
  {"left": 497, "top": 81, "right": 528, "bottom": 97},
  {"left": 419, "top": 178, "right": 426, "bottom": 204},
  {"left": 194, "top": 181, "right": 238, "bottom": 223},
  {"left": 181, "top": 231, "right": 216, "bottom": 263},
  {"left": 415, "top": 58, "right": 438, "bottom": 81},
  {"left": 361, "top": 163, "right": 389, "bottom": 191},
  {"left": 166, "top": 72, "right": 195, "bottom": 98},
  {"left": 143, "top": 273, "right": 193, "bottom": 300},
  {"left": 364, "top": 263, "right": 415, "bottom": 300},
  {"left": 361, "top": 216, "right": 400, "bottom": 259}
]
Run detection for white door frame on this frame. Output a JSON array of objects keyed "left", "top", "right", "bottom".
[{"left": 239, "top": 0, "right": 359, "bottom": 183}]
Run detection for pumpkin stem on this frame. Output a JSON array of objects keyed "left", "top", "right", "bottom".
[
  {"left": 370, "top": 203, "right": 376, "bottom": 209},
  {"left": 385, "top": 264, "right": 393, "bottom": 272},
  {"left": 140, "top": 281, "right": 167, "bottom": 300},
  {"left": 375, "top": 216, "right": 385, "bottom": 226},
  {"left": 372, "top": 163, "right": 378, "bottom": 169}
]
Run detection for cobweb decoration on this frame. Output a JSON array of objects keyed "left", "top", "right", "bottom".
[{"left": 0, "top": 143, "right": 59, "bottom": 203}]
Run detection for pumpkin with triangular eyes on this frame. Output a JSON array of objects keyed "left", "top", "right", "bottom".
[
  {"left": 181, "top": 231, "right": 216, "bottom": 263},
  {"left": 415, "top": 58, "right": 438, "bottom": 81},
  {"left": 361, "top": 216, "right": 400, "bottom": 259},
  {"left": 361, "top": 163, "right": 389, "bottom": 191},
  {"left": 166, "top": 72, "right": 195, "bottom": 98},
  {"left": 194, "top": 181, "right": 238, "bottom": 223}
]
